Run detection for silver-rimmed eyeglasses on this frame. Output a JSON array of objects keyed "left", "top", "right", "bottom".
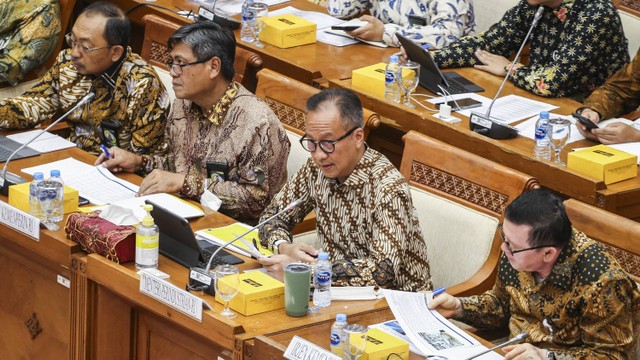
[{"left": 65, "top": 33, "right": 113, "bottom": 54}]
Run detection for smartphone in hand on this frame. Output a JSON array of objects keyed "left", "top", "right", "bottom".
[
  {"left": 331, "top": 25, "right": 361, "bottom": 31},
  {"left": 572, "top": 112, "right": 599, "bottom": 130}
]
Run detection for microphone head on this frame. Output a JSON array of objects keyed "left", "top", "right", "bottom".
[
  {"left": 533, "top": 6, "right": 545, "bottom": 22},
  {"left": 514, "top": 332, "right": 529, "bottom": 341},
  {"left": 284, "top": 198, "right": 303, "bottom": 211},
  {"left": 81, "top": 92, "right": 96, "bottom": 104}
]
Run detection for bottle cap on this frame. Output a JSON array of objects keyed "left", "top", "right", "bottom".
[
  {"left": 51, "top": 170, "right": 61, "bottom": 177},
  {"left": 540, "top": 111, "right": 549, "bottom": 118},
  {"left": 33, "top": 172, "right": 44, "bottom": 180},
  {"left": 318, "top": 252, "right": 329, "bottom": 260},
  {"left": 389, "top": 55, "right": 399, "bottom": 63},
  {"left": 336, "top": 313, "right": 347, "bottom": 321},
  {"left": 141, "top": 204, "right": 154, "bottom": 226}
]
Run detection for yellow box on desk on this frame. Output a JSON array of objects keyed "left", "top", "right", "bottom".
[
  {"left": 359, "top": 328, "right": 409, "bottom": 360},
  {"left": 352, "top": 63, "right": 415, "bottom": 99},
  {"left": 214, "top": 270, "right": 284, "bottom": 316},
  {"left": 9, "top": 182, "right": 79, "bottom": 214},
  {"left": 567, "top": 145, "right": 637, "bottom": 185},
  {"left": 259, "top": 14, "right": 316, "bottom": 48}
]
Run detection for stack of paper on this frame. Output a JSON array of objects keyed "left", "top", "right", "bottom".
[{"left": 7, "top": 130, "right": 76, "bottom": 153}]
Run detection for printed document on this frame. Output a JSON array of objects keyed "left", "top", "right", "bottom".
[
  {"left": 469, "top": 95, "right": 557, "bottom": 124},
  {"left": 516, "top": 113, "right": 586, "bottom": 144},
  {"left": 382, "top": 289, "right": 503, "bottom": 359},
  {"left": 7, "top": 130, "right": 76, "bottom": 153}
]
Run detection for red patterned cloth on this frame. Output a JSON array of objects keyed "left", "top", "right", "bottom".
[{"left": 65, "top": 212, "right": 136, "bottom": 263}]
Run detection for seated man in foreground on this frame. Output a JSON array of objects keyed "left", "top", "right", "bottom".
[
  {"left": 431, "top": 0, "right": 629, "bottom": 98},
  {"left": 97, "top": 22, "right": 290, "bottom": 223},
  {"left": 429, "top": 189, "right": 639, "bottom": 359},
  {"left": 575, "top": 49, "right": 640, "bottom": 144},
  {"left": 0, "top": 1, "right": 168, "bottom": 155},
  {"left": 258, "top": 89, "right": 432, "bottom": 292}
]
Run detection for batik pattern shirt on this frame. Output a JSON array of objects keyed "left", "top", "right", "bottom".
[
  {"left": 583, "top": 49, "right": 640, "bottom": 120},
  {"left": 141, "top": 82, "right": 290, "bottom": 223},
  {"left": 0, "top": 49, "right": 169, "bottom": 155},
  {"left": 259, "top": 147, "right": 432, "bottom": 292},
  {"left": 0, "top": 0, "right": 61, "bottom": 85},
  {"left": 456, "top": 230, "right": 640, "bottom": 359},
  {"left": 327, "top": 0, "right": 475, "bottom": 48},
  {"left": 433, "top": 0, "right": 629, "bottom": 98}
]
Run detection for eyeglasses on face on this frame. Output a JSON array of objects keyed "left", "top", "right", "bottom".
[
  {"left": 299, "top": 126, "right": 360, "bottom": 154},
  {"left": 165, "top": 58, "right": 211, "bottom": 76},
  {"left": 498, "top": 224, "right": 556, "bottom": 256},
  {"left": 65, "top": 33, "right": 113, "bottom": 54}
]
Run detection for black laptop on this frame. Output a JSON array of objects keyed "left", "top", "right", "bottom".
[
  {"left": 146, "top": 200, "right": 244, "bottom": 269},
  {"left": 0, "top": 136, "right": 40, "bottom": 162},
  {"left": 397, "top": 33, "right": 484, "bottom": 95}
]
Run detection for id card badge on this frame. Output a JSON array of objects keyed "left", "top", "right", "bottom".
[
  {"left": 100, "top": 120, "right": 121, "bottom": 147},
  {"left": 206, "top": 161, "right": 228, "bottom": 181}
]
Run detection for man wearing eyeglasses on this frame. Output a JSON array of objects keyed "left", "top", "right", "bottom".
[
  {"left": 96, "top": 21, "right": 289, "bottom": 223},
  {"left": 429, "top": 189, "right": 639, "bottom": 359},
  {"left": 257, "top": 89, "right": 432, "bottom": 292},
  {"left": 0, "top": 1, "right": 168, "bottom": 156}
]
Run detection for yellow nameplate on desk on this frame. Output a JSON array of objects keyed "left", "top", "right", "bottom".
[
  {"left": 567, "top": 144, "right": 637, "bottom": 184},
  {"left": 359, "top": 328, "right": 409, "bottom": 360},
  {"left": 214, "top": 270, "right": 284, "bottom": 316},
  {"left": 9, "top": 182, "right": 79, "bottom": 214},
  {"left": 352, "top": 63, "right": 416, "bottom": 99},
  {"left": 259, "top": 14, "right": 316, "bottom": 48}
]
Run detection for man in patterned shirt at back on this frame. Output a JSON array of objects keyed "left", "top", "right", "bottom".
[{"left": 258, "top": 89, "right": 432, "bottom": 292}]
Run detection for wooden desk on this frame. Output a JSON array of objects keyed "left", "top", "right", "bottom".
[{"left": 329, "top": 70, "right": 640, "bottom": 221}]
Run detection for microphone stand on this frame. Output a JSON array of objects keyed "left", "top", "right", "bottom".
[
  {"left": 469, "top": 6, "right": 546, "bottom": 139},
  {"left": 464, "top": 332, "right": 529, "bottom": 360},
  {"left": 0, "top": 92, "right": 96, "bottom": 196},
  {"left": 187, "top": 199, "right": 303, "bottom": 295}
]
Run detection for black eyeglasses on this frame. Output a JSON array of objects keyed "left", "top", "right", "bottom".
[
  {"left": 165, "top": 58, "right": 211, "bottom": 76},
  {"left": 299, "top": 126, "right": 359, "bottom": 154},
  {"left": 65, "top": 33, "right": 113, "bottom": 54},
  {"left": 498, "top": 224, "right": 556, "bottom": 256}
]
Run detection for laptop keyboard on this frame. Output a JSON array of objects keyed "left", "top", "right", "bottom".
[
  {"left": 0, "top": 147, "right": 12, "bottom": 162},
  {"left": 198, "top": 251, "right": 230, "bottom": 268},
  {"left": 443, "top": 80, "right": 469, "bottom": 95}
]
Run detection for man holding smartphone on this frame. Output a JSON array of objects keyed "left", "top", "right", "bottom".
[{"left": 575, "top": 49, "right": 640, "bottom": 144}]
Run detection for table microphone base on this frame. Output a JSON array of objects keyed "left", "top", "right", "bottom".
[
  {"left": 0, "top": 171, "right": 28, "bottom": 196},
  {"left": 187, "top": 267, "right": 215, "bottom": 295},
  {"left": 469, "top": 112, "right": 518, "bottom": 140}
]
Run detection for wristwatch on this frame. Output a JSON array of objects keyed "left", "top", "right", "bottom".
[
  {"left": 272, "top": 239, "right": 288, "bottom": 254},
  {"left": 546, "top": 350, "right": 556, "bottom": 360}
]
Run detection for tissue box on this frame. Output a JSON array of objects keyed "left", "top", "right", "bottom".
[
  {"left": 9, "top": 182, "right": 79, "bottom": 214},
  {"left": 359, "top": 328, "right": 409, "bottom": 360},
  {"left": 65, "top": 212, "right": 136, "bottom": 263},
  {"left": 567, "top": 145, "right": 637, "bottom": 184},
  {"left": 215, "top": 271, "right": 284, "bottom": 316},
  {"left": 352, "top": 63, "right": 415, "bottom": 99},
  {"left": 259, "top": 14, "right": 316, "bottom": 48}
]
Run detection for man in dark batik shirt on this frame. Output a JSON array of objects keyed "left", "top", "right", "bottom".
[{"left": 432, "top": 0, "right": 629, "bottom": 99}]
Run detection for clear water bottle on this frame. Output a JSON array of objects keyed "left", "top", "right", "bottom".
[
  {"left": 534, "top": 111, "right": 551, "bottom": 160},
  {"left": 48, "top": 170, "right": 65, "bottom": 222},
  {"left": 240, "top": 0, "right": 256, "bottom": 43},
  {"left": 29, "top": 172, "right": 45, "bottom": 220},
  {"left": 330, "top": 313, "right": 347, "bottom": 357},
  {"left": 313, "top": 252, "right": 332, "bottom": 307},
  {"left": 384, "top": 55, "right": 401, "bottom": 103}
]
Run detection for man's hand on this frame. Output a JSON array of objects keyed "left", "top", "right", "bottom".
[
  {"left": 473, "top": 49, "right": 510, "bottom": 76},
  {"left": 279, "top": 242, "right": 319, "bottom": 263},
  {"left": 257, "top": 254, "right": 297, "bottom": 281},
  {"left": 592, "top": 123, "right": 640, "bottom": 144},
  {"left": 95, "top": 146, "right": 142, "bottom": 173},
  {"left": 575, "top": 108, "right": 601, "bottom": 141},
  {"left": 427, "top": 292, "right": 463, "bottom": 318},
  {"left": 503, "top": 343, "right": 547, "bottom": 360},
  {"left": 347, "top": 15, "right": 384, "bottom": 42},
  {"left": 138, "top": 169, "right": 185, "bottom": 196}
]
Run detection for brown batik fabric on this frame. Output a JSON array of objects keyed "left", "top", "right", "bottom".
[
  {"left": 457, "top": 230, "right": 640, "bottom": 359},
  {"left": 259, "top": 147, "right": 432, "bottom": 292},
  {"left": 141, "top": 82, "right": 290, "bottom": 223}
]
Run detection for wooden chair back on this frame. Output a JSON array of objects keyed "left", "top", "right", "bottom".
[
  {"left": 400, "top": 131, "right": 539, "bottom": 296},
  {"left": 140, "top": 14, "right": 263, "bottom": 93}
]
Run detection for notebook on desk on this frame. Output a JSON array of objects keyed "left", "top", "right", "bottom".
[
  {"left": 396, "top": 33, "right": 484, "bottom": 95},
  {"left": 147, "top": 200, "right": 244, "bottom": 269},
  {"left": 0, "top": 135, "right": 40, "bottom": 162}
]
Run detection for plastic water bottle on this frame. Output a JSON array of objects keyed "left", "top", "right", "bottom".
[
  {"left": 29, "top": 172, "right": 45, "bottom": 220},
  {"left": 313, "top": 252, "right": 332, "bottom": 307},
  {"left": 136, "top": 204, "right": 159, "bottom": 269},
  {"left": 384, "top": 55, "right": 401, "bottom": 103},
  {"left": 534, "top": 111, "right": 551, "bottom": 160},
  {"left": 330, "top": 313, "right": 347, "bottom": 357},
  {"left": 240, "top": 0, "right": 256, "bottom": 43},
  {"left": 48, "top": 170, "right": 65, "bottom": 222}
]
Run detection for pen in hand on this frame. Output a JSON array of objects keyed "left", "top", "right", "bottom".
[
  {"left": 432, "top": 287, "right": 445, "bottom": 297},
  {"left": 99, "top": 144, "right": 111, "bottom": 159}
]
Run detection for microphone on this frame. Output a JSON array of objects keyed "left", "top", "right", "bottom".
[
  {"left": 187, "top": 198, "right": 304, "bottom": 294},
  {"left": 469, "top": 5, "right": 546, "bottom": 140},
  {"left": 464, "top": 332, "right": 529, "bottom": 360},
  {"left": 0, "top": 92, "right": 96, "bottom": 196},
  {"left": 197, "top": 0, "right": 241, "bottom": 30}
]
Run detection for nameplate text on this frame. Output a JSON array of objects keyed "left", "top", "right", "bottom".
[
  {"left": 284, "top": 336, "right": 341, "bottom": 360},
  {"left": 0, "top": 201, "right": 39, "bottom": 240},
  {"left": 140, "top": 270, "right": 203, "bottom": 322}
]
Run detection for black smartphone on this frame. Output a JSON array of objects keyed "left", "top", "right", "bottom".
[
  {"left": 331, "top": 25, "right": 361, "bottom": 31},
  {"left": 78, "top": 196, "right": 90, "bottom": 206},
  {"left": 435, "top": 98, "right": 482, "bottom": 110},
  {"left": 572, "top": 112, "right": 599, "bottom": 130}
]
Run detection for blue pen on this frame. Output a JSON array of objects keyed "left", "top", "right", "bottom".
[
  {"left": 432, "top": 287, "right": 446, "bottom": 297},
  {"left": 99, "top": 144, "right": 111, "bottom": 158}
]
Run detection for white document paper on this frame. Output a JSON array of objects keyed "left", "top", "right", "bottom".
[
  {"left": 109, "top": 193, "right": 204, "bottom": 221},
  {"left": 7, "top": 130, "right": 76, "bottom": 153},
  {"left": 382, "top": 289, "right": 503, "bottom": 359},
  {"left": 515, "top": 113, "right": 586, "bottom": 144},
  {"left": 213, "top": 0, "right": 290, "bottom": 16},
  {"left": 468, "top": 95, "right": 558, "bottom": 124},
  {"left": 427, "top": 93, "right": 492, "bottom": 113}
]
